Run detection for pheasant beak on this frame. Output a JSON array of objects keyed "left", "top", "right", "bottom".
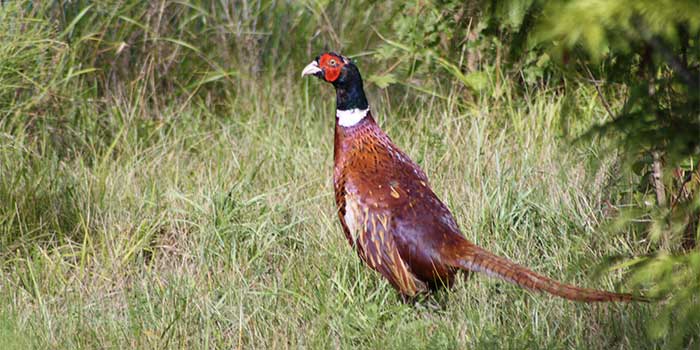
[{"left": 301, "top": 60, "right": 322, "bottom": 78}]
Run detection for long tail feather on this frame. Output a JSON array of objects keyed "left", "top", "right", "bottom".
[{"left": 451, "top": 242, "right": 647, "bottom": 302}]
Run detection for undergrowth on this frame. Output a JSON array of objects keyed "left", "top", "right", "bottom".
[{"left": 0, "top": 1, "right": 678, "bottom": 349}]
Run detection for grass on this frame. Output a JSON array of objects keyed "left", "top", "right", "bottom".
[
  {"left": 0, "top": 1, "right": 675, "bottom": 349},
  {"left": 1, "top": 80, "right": 660, "bottom": 348}
]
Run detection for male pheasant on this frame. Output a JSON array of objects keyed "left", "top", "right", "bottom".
[{"left": 302, "top": 52, "right": 644, "bottom": 302}]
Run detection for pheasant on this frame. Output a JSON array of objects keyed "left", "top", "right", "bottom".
[{"left": 302, "top": 52, "right": 645, "bottom": 302}]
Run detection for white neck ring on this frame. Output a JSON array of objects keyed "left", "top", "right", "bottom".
[{"left": 337, "top": 108, "right": 369, "bottom": 127}]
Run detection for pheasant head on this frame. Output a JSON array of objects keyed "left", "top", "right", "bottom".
[{"left": 302, "top": 52, "right": 369, "bottom": 123}]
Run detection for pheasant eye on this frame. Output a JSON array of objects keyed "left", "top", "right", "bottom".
[{"left": 329, "top": 59, "right": 337, "bottom": 66}]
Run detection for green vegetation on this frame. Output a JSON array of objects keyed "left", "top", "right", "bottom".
[{"left": 1, "top": 1, "right": 697, "bottom": 348}]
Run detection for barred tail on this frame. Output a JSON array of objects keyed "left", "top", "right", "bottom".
[{"left": 451, "top": 243, "right": 647, "bottom": 302}]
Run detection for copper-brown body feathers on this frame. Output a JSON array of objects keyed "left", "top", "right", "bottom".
[{"left": 334, "top": 113, "right": 643, "bottom": 302}]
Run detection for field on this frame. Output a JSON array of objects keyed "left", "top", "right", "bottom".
[{"left": 0, "top": 1, "right": 674, "bottom": 349}]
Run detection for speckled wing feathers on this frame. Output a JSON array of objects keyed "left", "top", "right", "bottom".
[
  {"left": 351, "top": 200, "right": 428, "bottom": 296},
  {"left": 333, "top": 113, "right": 456, "bottom": 294}
]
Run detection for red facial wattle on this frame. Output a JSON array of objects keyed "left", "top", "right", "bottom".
[{"left": 319, "top": 54, "right": 344, "bottom": 82}]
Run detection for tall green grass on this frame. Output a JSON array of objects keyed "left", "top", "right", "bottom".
[{"left": 0, "top": 1, "right": 678, "bottom": 348}]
